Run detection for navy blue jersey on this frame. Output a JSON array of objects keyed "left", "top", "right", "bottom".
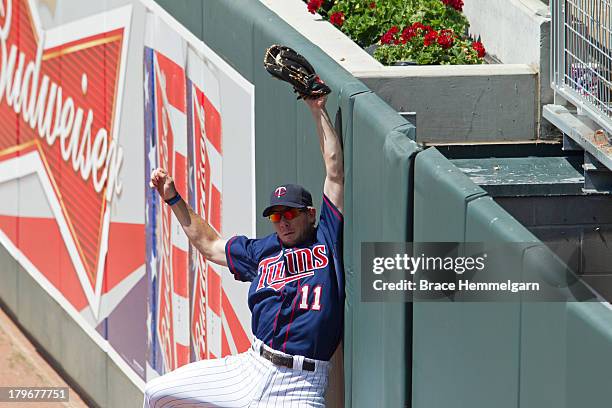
[{"left": 225, "top": 195, "right": 344, "bottom": 361}]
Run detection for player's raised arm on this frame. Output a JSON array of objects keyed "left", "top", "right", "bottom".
[
  {"left": 149, "top": 168, "right": 228, "bottom": 266},
  {"left": 305, "top": 95, "right": 344, "bottom": 213}
]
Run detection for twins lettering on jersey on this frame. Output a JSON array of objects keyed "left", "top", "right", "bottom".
[{"left": 256, "top": 245, "right": 329, "bottom": 291}]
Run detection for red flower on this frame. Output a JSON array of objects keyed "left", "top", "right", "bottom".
[
  {"left": 402, "top": 27, "right": 417, "bottom": 42},
  {"left": 441, "top": 0, "right": 464, "bottom": 12},
  {"left": 472, "top": 41, "right": 486, "bottom": 58},
  {"left": 381, "top": 26, "right": 400, "bottom": 44},
  {"left": 307, "top": 0, "right": 323, "bottom": 14},
  {"left": 381, "top": 32, "right": 394, "bottom": 44},
  {"left": 369, "top": 2, "right": 376, "bottom": 8},
  {"left": 423, "top": 30, "right": 438, "bottom": 47},
  {"left": 330, "top": 11, "right": 345, "bottom": 27},
  {"left": 406, "top": 22, "right": 433, "bottom": 39},
  {"left": 437, "top": 29, "right": 455, "bottom": 49}
]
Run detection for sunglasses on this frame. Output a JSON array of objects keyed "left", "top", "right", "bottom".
[{"left": 268, "top": 208, "right": 305, "bottom": 223}]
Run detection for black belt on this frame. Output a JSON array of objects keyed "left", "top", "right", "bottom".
[{"left": 259, "top": 345, "right": 316, "bottom": 372}]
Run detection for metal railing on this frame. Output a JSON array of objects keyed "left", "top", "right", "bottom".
[{"left": 551, "top": 0, "right": 612, "bottom": 134}]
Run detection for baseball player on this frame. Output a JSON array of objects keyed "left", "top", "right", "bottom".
[{"left": 144, "top": 94, "right": 344, "bottom": 407}]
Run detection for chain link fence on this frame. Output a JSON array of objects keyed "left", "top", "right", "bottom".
[{"left": 552, "top": 0, "right": 612, "bottom": 133}]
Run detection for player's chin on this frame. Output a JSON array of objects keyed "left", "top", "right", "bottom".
[{"left": 279, "top": 233, "right": 297, "bottom": 247}]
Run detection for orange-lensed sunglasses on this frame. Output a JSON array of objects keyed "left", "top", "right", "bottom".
[{"left": 268, "top": 208, "right": 305, "bottom": 223}]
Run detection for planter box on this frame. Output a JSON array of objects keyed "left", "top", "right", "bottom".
[
  {"left": 260, "top": 0, "right": 551, "bottom": 144},
  {"left": 357, "top": 65, "right": 537, "bottom": 144}
]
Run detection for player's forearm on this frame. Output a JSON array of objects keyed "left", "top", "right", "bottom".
[
  {"left": 311, "top": 107, "right": 344, "bottom": 183},
  {"left": 170, "top": 198, "right": 221, "bottom": 257}
]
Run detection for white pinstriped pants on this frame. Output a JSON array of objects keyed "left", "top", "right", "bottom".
[{"left": 143, "top": 339, "right": 330, "bottom": 407}]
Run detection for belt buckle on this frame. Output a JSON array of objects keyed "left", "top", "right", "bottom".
[{"left": 302, "top": 359, "right": 315, "bottom": 372}]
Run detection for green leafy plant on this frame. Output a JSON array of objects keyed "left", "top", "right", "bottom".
[
  {"left": 305, "top": 0, "right": 484, "bottom": 65},
  {"left": 326, "top": 0, "right": 412, "bottom": 47}
]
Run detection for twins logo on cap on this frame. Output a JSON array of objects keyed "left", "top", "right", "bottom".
[{"left": 275, "top": 186, "right": 287, "bottom": 198}]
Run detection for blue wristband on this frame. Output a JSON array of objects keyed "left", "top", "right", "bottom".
[{"left": 165, "top": 193, "right": 181, "bottom": 206}]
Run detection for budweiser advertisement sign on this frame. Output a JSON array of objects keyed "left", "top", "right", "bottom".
[
  {"left": 0, "top": 0, "right": 131, "bottom": 315},
  {"left": 0, "top": 0, "right": 256, "bottom": 383}
]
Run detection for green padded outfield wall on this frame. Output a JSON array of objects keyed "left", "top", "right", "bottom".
[
  {"left": 154, "top": 1, "right": 420, "bottom": 407},
  {"left": 413, "top": 147, "right": 612, "bottom": 408},
  {"left": 413, "top": 147, "right": 539, "bottom": 408},
  {"left": 349, "top": 93, "right": 418, "bottom": 407}
]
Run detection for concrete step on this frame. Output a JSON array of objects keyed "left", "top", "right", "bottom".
[{"left": 452, "top": 156, "right": 584, "bottom": 196}]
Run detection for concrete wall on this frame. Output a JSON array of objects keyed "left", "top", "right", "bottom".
[
  {"left": 463, "top": 0, "right": 556, "bottom": 138},
  {"left": 357, "top": 65, "right": 538, "bottom": 144}
]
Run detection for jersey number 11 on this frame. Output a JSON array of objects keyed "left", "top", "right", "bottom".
[{"left": 299, "top": 285, "right": 322, "bottom": 311}]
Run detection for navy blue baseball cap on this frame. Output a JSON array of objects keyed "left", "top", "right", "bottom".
[{"left": 262, "top": 184, "right": 313, "bottom": 217}]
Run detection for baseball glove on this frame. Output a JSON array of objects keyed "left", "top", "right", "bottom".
[{"left": 264, "top": 45, "right": 331, "bottom": 100}]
